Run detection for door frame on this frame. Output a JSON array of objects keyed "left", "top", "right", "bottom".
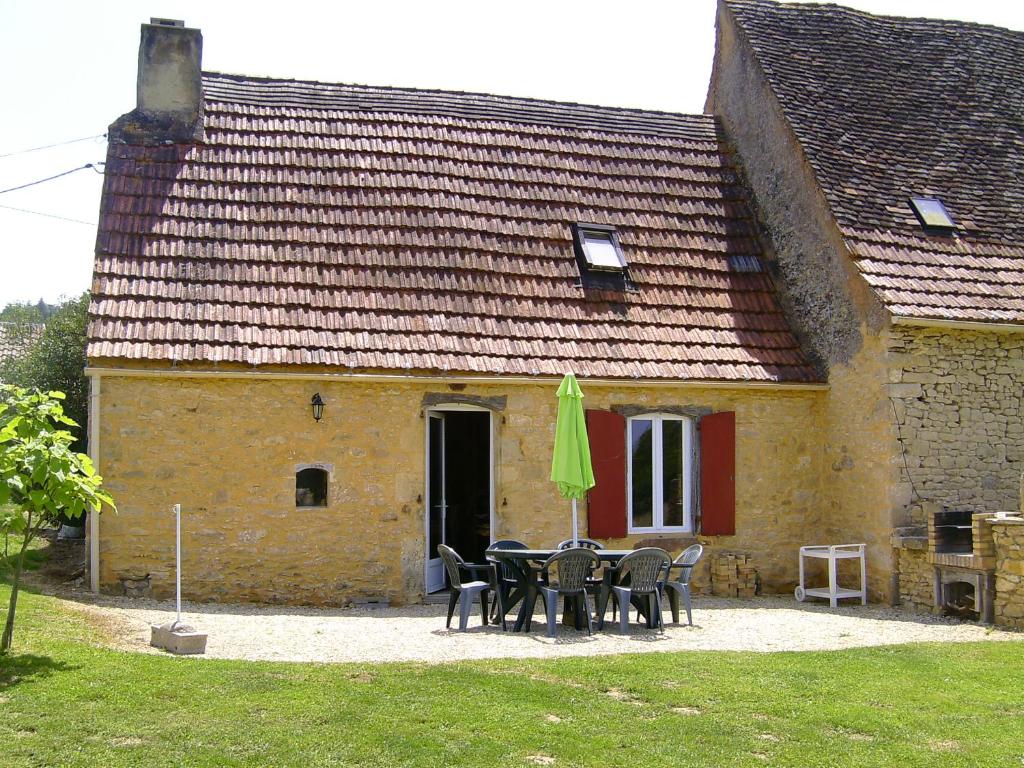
[{"left": 423, "top": 404, "right": 495, "bottom": 593}]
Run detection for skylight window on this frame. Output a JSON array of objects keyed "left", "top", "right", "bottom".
[
  {"left": 727, "top": 255, "right": 764, "bottom": 273},
  {"left": 910, "top": 197, "right": 956, "bottom": 232},
  {"left": 573, "top": 223, "right": 626, "bottom": 272}
]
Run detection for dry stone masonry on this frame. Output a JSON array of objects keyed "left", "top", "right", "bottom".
[
  {"left": 992, "top": 519, "right": 1024, "bottom": 629},
  {"left": 888, "top": 327, "right": 1023, "bottom": 524}
]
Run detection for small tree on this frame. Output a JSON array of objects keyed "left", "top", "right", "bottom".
[{"left": 0, "top": 385, "right": 114, "bottom": 654}]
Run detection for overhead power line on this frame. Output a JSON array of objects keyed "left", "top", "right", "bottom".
[
  {"left": 0, "top": 133, "right": 106, "bottom": 160},
  {"left": 0, "top": 162, "right": 105, "bottom": 195},
  {"left": 0, "top": 203, "right": 96, "bottom": 227}
]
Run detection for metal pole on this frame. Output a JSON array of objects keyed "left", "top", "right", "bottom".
[
  {"left": 174, "top": 503, "right": 181, "bottom": 628},
  {"left": 572, "top": 498, "right": 578, "bottom": 547}
]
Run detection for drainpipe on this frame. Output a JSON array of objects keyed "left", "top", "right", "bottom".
[{"left": 88, "top": 374, "right": 101, "bottom": 593}]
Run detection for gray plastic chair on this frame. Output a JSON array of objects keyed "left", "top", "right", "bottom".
[
  {"left": 438, "top": 544, "right": 499, "bottom": 631},
  {"left": 601, "top": 547, "right": 672, "bottom": 634},
  {"left": 556, "top": 538, "right": 605, "bottom": 596},
  {"left": 539, "top": 548, "right": 601, "bottom": 638},
  {"left": 663, "top": 544, "right": 703, "bottom": 625},
  {"left": 556, "top": 538, "right": 604, "bottom": 550},
  {"left": 487, "top": 539, "right": 528, "bottom": 624}
]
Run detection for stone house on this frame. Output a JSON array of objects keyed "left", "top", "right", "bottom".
[
  {"left": 707, "top": 0, "right": 1024, "bottom": 618},
  {"left": 86, "top": 4, "right": 1022, "bottom": 618}
]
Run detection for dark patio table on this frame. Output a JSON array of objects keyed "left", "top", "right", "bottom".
[{"left": 484, "top": 548, "right": 640, "bottom": 632}]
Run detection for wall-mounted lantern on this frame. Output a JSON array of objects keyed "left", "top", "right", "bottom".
[{"left": 311, "top": 393, "right": 325, "bottom": 422}]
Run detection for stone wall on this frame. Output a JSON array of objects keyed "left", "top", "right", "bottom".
[
  {"left": 94, "top": 373, "right": 826, "bottom": 605},
  {"left": 707, "top": 5, "right": 900, "bottom": 600},
  {"left": 888, "top": 326, "right": 1024, "bottom": 523},
  {"left": 820, "top": 329, "right": 902, "bottom": 601},
  {"left": 992, "top": 519, "right": 1024, "bottom": 629},
  {"left": 894, "top": 544, "right": 934, "bottom": 613}
]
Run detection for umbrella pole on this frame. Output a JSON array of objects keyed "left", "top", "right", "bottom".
[{"left": 572, "top": 498, "right": 578, "bottom": 547}]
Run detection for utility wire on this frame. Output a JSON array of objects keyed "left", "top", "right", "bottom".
[
  {"left": 0, "top": 162, "right": 104, "bottom": 195},
  {"left": 0, "top": 133, "right": 106, "bottom": 159},
  {"left": 0, "top": 203, "right": 96, "bottom": 227}
]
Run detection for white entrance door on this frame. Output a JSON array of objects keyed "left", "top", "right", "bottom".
[{"left": 425, "top": 412, "right": 447, "bottom": 593}]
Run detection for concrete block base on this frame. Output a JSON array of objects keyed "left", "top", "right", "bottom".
[{"left": 150, "top": 621, "right": 208, "bottom": 655}]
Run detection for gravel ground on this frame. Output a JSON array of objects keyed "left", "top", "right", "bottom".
[{"left": 61, "top": 592, "right": 1021, "bottom": 664}]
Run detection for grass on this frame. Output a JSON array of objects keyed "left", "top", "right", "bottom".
[{"left": 1, "top": 586, "right": 1022, "bottom": 767}]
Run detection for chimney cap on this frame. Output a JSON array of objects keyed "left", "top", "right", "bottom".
[{"left": 149, "top": 18, "right": 185, "bottom": 27}]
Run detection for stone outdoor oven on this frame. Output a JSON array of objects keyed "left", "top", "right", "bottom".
[{"left": 927, "top": 508, "right": 996, "bottom": 622}]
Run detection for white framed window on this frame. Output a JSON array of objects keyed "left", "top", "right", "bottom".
[{"left": 627, "top": 414, "right": 694, "bottom": 533}]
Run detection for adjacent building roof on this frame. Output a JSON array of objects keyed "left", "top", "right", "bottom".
[
  {"left": 0, "top": 322, "right": 43, "bottom": 368},
  {"left": 90, "top": 73, "right": 817, "bottom": 382},
  {"left": 726, "top": 0, "right": 1024, "bottom": 325}
]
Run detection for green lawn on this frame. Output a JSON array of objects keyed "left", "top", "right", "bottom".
[{"left": 1, "top": 585, "right": 1022, "bottom": 767}]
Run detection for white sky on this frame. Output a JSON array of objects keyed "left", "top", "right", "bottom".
[{"left": 1, "top": 0, "right": 1021, "bottom": 308}]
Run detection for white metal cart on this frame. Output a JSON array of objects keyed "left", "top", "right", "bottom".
[{"left": 795, "top": 544, "right": 866, "bottom": 607}]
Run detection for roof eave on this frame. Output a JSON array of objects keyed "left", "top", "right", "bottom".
[{"left": 891, "top": 316, "right": 1024, "bottom": 334}]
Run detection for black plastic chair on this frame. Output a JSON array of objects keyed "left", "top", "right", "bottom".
[
  {"left": 663, "top": 544, "right": 703, "bottom": 625},
  {"left": 538, "top": 548, "right": 601, "bottom": 638},
  {"left": 599, "top": 547, "right": 672, "bottom": 634},
  {"left": 437, "top": 544, "right": 501, "bottom": 631},
  {"left": 486, "top": 539, "right": 528, "bottom": 624}
]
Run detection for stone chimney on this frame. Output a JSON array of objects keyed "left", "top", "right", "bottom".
[{"left": 110, "top": 19, "right": 204, "bottom": 144}]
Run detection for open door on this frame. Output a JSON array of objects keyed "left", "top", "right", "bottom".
[
  {"left": 425, "top": 412, "right": 447, "bottom": 594},
  {"left": 425, "top": 408, "right": 493, "bottom": 593}
]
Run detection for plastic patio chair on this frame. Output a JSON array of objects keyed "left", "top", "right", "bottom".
[
  {"left": 600, "top": 547, "right": 672, "bottom": 634},
  {"left": 556, "top": 538, "right": 604, "bottom": 550},
  {"left": 437, "top": 544, "right": 501, "bottom": 631},
  {"left": 538, "top": 548, "right": 601, "bottom": 638},
  {"left": 486, "top": 539, "right": 528, "bottom": 624},
  {"left": 662, "top": 544, "right": 703, "bottom": 625},
  {"left": 556, "top": 538, "right": 605, "bottom": 595}
]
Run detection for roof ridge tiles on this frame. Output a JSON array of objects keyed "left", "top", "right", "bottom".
[{"left": 201, "top": 71, "right": 720, "bottom": 140}]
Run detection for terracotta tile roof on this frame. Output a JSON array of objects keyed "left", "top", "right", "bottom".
[
  {"left": 89, "top": 72, "right": 818, "bottom": 381},
  {"left": 726, "top": 0, "right": 1024, "bottom": 324}
]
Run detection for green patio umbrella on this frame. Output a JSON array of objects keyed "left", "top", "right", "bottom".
[{"left": 550, "top": 372, "right": 596, "bottom": 546}]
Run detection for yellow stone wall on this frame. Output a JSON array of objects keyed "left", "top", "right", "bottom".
[
  {"left": 992, "top": 519, "right": 1024, "bottom": 629},
  {"left": 821, "top": 325, "right": 903, "bottom": 602},
  {"left": 95, "top": 374, "right": 827, "bottom": 605},
  {"left": 894, "top": 546, "right": 935, "bottom": 613}
]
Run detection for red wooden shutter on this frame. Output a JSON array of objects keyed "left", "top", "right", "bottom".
[
  {"left": 700, "top": 411, "right": 736, "bottom": 536},
  {"left": 585, "top": 409, "right": 627, "bottom": 538}
]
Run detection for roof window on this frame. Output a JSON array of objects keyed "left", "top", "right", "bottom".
[
  {"left": 573, "top": 223, "right": 626, "bottom": 272},
  {"left": 910, "top": 197, "right": 956, "bottom": 233},
  {"left": 727, "top": 254, "right": 764, "bottom": 273}
]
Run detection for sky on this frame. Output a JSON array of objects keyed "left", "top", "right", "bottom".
[{"left": 1, "top": 0, "right": 1022, "bottom": 309}]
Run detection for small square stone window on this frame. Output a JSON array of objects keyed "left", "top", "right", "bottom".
[{"left": 296, "top": 467, "right": 328, "bottom": 507}]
